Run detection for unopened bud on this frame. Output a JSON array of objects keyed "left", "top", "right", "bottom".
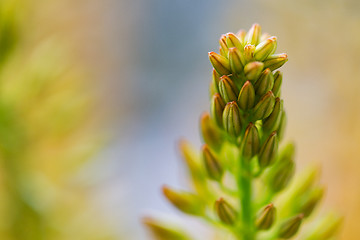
[
  {"left": 211, "top": 93, "right": 226, "bottom": 127},
  {"left": 212, "top": 69, "right": 221, "bottom": 93},
  {"left": 245, "top": 23, "right": 261, "bottom": 45},
  {"left": 263, "top": 98, "right": 283, "bottom": 133},
  {"left": 258, "top": 131, "right": 278, "bottom": 168},
  {"left": 277, "top": 110, "right": 287, "bottom": 141},
  {"left": 264, "top": 53, "right": 288, "bottom": 71},
  {"left": 252, "top": 91, "right": 275, "bottom": 120},
  {"left": 222, "top": 101, "right": 242, "bottom": 138},
  {"left": 219, "top": 75, "right": 239, "bottom": 102},
  {"left": 208, "top": 52, "right": 231, "bottom": 75},
  {"left": 304, "top": 213, "right": 342, "bottom": 240},
  {"left": 254, "top": 36, "right": 277, "bottom": 61},
  {"left": 238, "top": 81, "right": 255, "bottom": 111},
  {"left": 244, "top": 44, "right": 255, "bottom": 62},
  {"left": 256, "top": 203, "right": 276, "bottom": 230},
  {"left": 219, "top": 34, "right": 229, "bottom": 57},
  {"left": 226, "top": 32, "right": 243, "bottom": 50},
  {"left": 202, "top": 144, "right": 223, "bottom": 181},
  {"left": 242, "top": 123, "right": 260, "bottom": 160},
  {"left": 265, "top": 143, "right": 295, "bottom": 192},
  {"left": 278, "top": 214, "right": 304, "bottom": 239},
  {"left": 200, "top": 113, "right": 223, "bottom": 151},
  {"left": 143, "top": 217, "right": 190, "bottom": 240},
  {"left": 272, "top": 71, "right": 283, "bottom": 97},
  {"left": 254, "top": 68, "right": 274, "bottom": 97},
  {"left": 236, "top": 29, "right": 246, "bottom": 45},
  {"left": 228, "top": 47, "right": 244, "bottom": 74},
  {"left": 163, "top": 186, "right": 203, "bottom": 215},
  {"left": 214, "top": 198, "right": 238, "bottom": 225},
  {"left": 244, "top": 61, "right": 264, "bottom": 81},
  {"left": 299, "top": 187, "right": 325, "bottom": 218}
]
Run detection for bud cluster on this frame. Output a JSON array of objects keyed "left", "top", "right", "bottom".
[{"left": 145, "top": 24, "right": 341, "bottom": 240}]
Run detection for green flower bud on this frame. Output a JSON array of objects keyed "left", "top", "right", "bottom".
[
  {"left": 202, "top": 144, "right": 223, "bottom": 181},
  {"left": 162, "top": 186, "right": 203, "bottom": 215},
  {"left": 219, "top": 34, "right": 229, "bottom": 57},
  {"left": 265, "top": 143, "right": 295, "bottom": 192},
  {"left": 228, "top": 47, "right": 245, "bottom": 74},
  {"left": 278, "top": 214, "right": 304, "bottom": 239},
  {"left": 238, "top": 81, "right": 255, "bottom": 111},
  {"left": 244, "top": 61, "right": 264, "bottom": 81},
  {"left": 222, "top": 101, "right": 242, "bottom": 138},
  {"left": 214, "top": 198, "right": 238, "bottom": 225},
  {"left": 272, "top": 71, "right": 283, "bottom": 97},
  {"left": 244, "top": 44, "right": 255, "bottom": 62},
  {"left": 245, "top": 23, "right": 261, "bottom": 45},
  {"left": 241, "top": 122, "right": 260, "bottom": 160},
  {"left": 211, "top": 93, "right": 225, "bottom": 127},
  {"left": 299, "top": 187, "right": 325, "bottom": 218},
  {"left": 254, "top": 68, "right": 274, "bottom": 97},
  {"left": 208, "top": 51, "right": 231, "bottom": 75},
  {"left": 258, "top": 131, "right": 278, "bottom": 169},
  {"left": 264, "top": 53, "right": 288, "bottom": 71},
  {"left": 252, "top": 91, "right": 275, "bottom": 120},
  {"left": 219, "top": 46, "right": 226, "bottom": 58},
  {"left": 219, "top": 75, "right": 239, "bottom": 102},
  {"left": 304, "top": 213, "right": 342, "bottom": 240},
  {"left": 256, "top": 203, "right": 276, "bottom": 230},
  {"left": 277, "top": 110, "right": 287, "bottom": 141},
  {"left": 226, "top": 32, "right": 243, "bottom": 50},
  {"left": 143, "top": 217, "right": 191, "bottom": 240},
  {"left": 236, "top": 29, "right": 246, "bottom": 45},
  {"left": 212, "top": 69, "right": 221, "bottom": 94},
  {"left": 254, "top": 36, "right": 277, "bottom": 61},
  {"left": 263, "top": 97, "right": 283, "bottom": 133},
  {"left": 200, "top": 112, "right": 223, "bottom": 151}
]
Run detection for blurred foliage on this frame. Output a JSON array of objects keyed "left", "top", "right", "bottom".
[{"left": 0, "top": 1, "right": 116, "bottom": 239}]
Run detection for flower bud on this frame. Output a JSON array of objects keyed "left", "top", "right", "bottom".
[
  {"left": 299, "top": 187, "right": 325, "bottom": 218},
  {"left": 245, "top": 23, "right": 261, "bottom": 45},
  {"left": 271, "top": 72, "right": 282, "bottom": 97},
  {"left": 200, "top": 112, "right": 223, "bottom": 151},
  {"left": 254, "top": 36, "right": 277, "bottom": 61},
  {"left": 244, "top": 61, "right": 264, "bottom": 81},
  {"left": 212, "top": 69, "right": 221, "bottom": 93},
  {"left": 219, "top": 75, "right": 239, "bottom": 102},
  {"left": 214, "top": 198, "right": 238, "bottom": 225},
  {"left": 256, "top": 203, "right": 276, "bottom": 230},
  {"left": 219, "top": 34, "right": 229, "bottom": 57},
  {"left": 163, "top": 186, "right": 203, "bottom": 215},
  {"left": 278, "top": 214, "right": 304, "bottom": 239},
  {"left": 254, "top": 68, "right": 274, "bottom": 97},
  {"left": 208, "top": 51, "right": 231, "bottom": 75},
  {"left": 277, "top": 110, "right": 287, "bottom": 141},
  {"left": 211, "top": 93, "right": 225, "bottom": 127},
  {"left": 226, "top": 32, "right": 243, "bottom": 50},
  {"left": 236, "top": 29, "right": 246, "bottom": 45},
  {"left": 202, "top": 144, "right": 223, "bottom": 181},
  {"left": 258, "top": 131, "right": 278, "bottom": 168},
  {"left": 252, "top": 91, "right": 275, "bottom": 120},
  {"left": 219, "top": 46, "right": 226, "bottom": 58},
  {"left": 222, "top": 101, "right": 242, "bottom": 138},
  {"left": 241, "top": 122, "right": 260, "bottom": 160},
  {"left": 238, "top": 81, "right": 255, "bottom": 111},
  {"left": 304, "top": 213, "right": 342, "bottom": 240},
  {"left": 143, "top": 217, "right": 190, "bottom": 240},
  {"left": 263, "top": 97, "right": 283, "bottom": 133},
  {"left": 265, "top": 143, "right": 295, "bottom": 192},
  {"left": 228, "top": 47, "right": 245, "bottom": 74},
  {"left": 264, "top": 53, "right": 288, "bottom": 71},
  {"left": 244, "top": 44, "right": 255, "bottom": 62}
]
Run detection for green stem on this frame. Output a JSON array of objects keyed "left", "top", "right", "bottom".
[{"left": 239, "top": 157, "right": 254, "bottom": 240}]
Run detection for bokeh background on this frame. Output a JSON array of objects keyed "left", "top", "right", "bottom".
[{"left": 1, "top": 0, "right": 360, "bottom": 239}]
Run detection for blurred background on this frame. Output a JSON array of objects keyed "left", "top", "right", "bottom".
[{"left": 1, "top": 0, "right": 360, "bottom": 239}]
